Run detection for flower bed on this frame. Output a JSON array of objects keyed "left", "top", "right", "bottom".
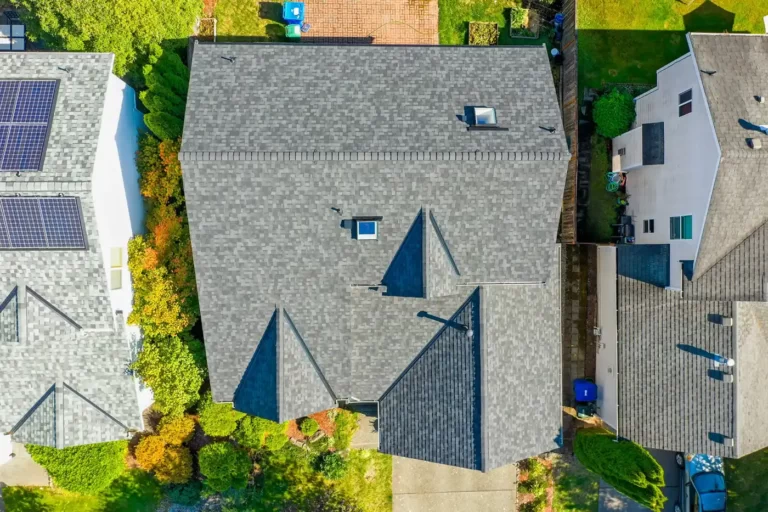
[
  {"left": 509, "top": 7, "right": 539, "bottom": 39},
  {"left": 468, "top": 21, "right": 499, "bottom": 46}
]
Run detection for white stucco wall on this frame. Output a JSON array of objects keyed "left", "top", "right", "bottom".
[
  {"left": 596, "top": 247, "right": 618, "bottom": 430},
  {"left": 91, "top": 74, "right": 153, "bottom": 416},
  {"left": 612, "top": 53, "right": 721, "bottom": 289}
]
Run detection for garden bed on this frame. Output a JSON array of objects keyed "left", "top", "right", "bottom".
[
  {"left": 468, "top": 21, "right": 499, "bottom": 45},
  {"left": 508, "top": 6, "right": 539, "bottom": 39}
]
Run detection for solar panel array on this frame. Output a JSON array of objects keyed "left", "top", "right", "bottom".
[
  {"left": 0, "top": 197, "right": 87, "bottom": 249},
  {"left": 0, "top": 80, "right": 57, "bottom": 171}
]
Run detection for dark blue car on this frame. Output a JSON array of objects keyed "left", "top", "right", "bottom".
[{"left": 675, "top": 453, "right": 727, "bottom": 512}]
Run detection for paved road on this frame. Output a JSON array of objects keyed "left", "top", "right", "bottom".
[
  {"left": 392, "top": 456, "right": 517, "bottom": 512},
  {"left": 599, "top": 449, "right": 681, "bottom": 512}
]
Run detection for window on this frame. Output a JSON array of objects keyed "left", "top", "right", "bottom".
[
  {"left": 356, "top": 220, "right": 378, "bottom": 240},
  {"left": 670, "top": 215, "right": 692, "bottom": 240},
  {"left": 678, "top": 89, "right": 693, "bottom": 117},
  {"left": 110, "top": 247, "right": 122, "bottom": 290},
  {"left": 618, "top": 148, "right": 626, "bottom": 156},
  {"left": 643, "top": 219, "right": 654, "bottom": 233}
]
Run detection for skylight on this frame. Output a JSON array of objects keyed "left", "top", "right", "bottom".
[
  {"left": 356, "top": 220, "right": 378, "bottom": 240},
  {"left": 473, "top": 107, "right": 497, "bottom": 126}
]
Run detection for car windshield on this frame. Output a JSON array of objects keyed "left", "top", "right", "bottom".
[{"left": 693, "top": 473, "right": 727, "bottom": 512}]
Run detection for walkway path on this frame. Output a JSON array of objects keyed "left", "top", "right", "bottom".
[{"left": 301, "top": 0, "right": 438, "bottom": 45}]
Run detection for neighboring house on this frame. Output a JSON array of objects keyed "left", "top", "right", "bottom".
[
  {"left": 598, "top": 34, "right": 768, "bottom": 458},
  {"left": 180, "top": 43, "right": 568, "bottom": 471},
  {"left": 0, "top": 52, "right": 146, "bottom": 449}
]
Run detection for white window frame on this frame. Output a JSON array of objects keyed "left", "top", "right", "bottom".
[{"left": 356, "top": 220, "right": 378, "bottom": 240}]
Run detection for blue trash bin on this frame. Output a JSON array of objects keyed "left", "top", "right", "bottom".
[
  {"left": 573, "top": 379, "right": 597, "bottom": 403},
  {"left": 283, "top": 2, "right": 305, "bottom": 24}
]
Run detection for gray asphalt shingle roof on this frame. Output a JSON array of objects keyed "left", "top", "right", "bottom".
[
  {"left": 182, "top": 43, "right": 565, "bottom": 470},
  {"left": 689, "top": 34, "right": 768, "bottom": 280},
  {"left": 0, "top": 52, "right": 140, "bottom": 447}
]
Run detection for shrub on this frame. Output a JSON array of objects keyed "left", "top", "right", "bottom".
[
  {"left": 575, "top": 429, "right": 666, "bottom": 511},
  {"left": 300, "top": 418, "right": 320, "bottom": 437},
  {"left": 135, "top": 435, "right": 167, "bottom": 470},
  {"left": 592, "top": 89, "right": 637, "bottom": 138},
  {"left": 26, "top": 441, "right": 127, "bottom": 494},
  {"left": 199, "top": 442, "right": 252, "bottom": 493},
  {"left": 526, "top": 458, "right": 548, "bottom": 481},
  {"left": 141, "top": 49, "right": 189, "bottom": 140},
  {"left": 509, "top": 7, "right": 527, "bottom": 29},
  {"left": 166, "top": 480, "right": 202, "bottom": 506},
  {"left": 332, "top": 410, "right": 359, "bottom": 451},
  {"left": 468, "top": 22, "right": 499, "bottom": 46},
  {"left": 519, "top": 495, "right": 547, "bottom": 512},
  {"left": 520, "top": 477, "right": 548, "bottom": 498},
  {"left": 154, "top": 445, "right": 193, "bottom": 484},
  {"left": 199, "top": 392, "right": 246, "bottom": 437},
  {"left": 317, "top": 452, "right": 348, "bottom": 480},
  {"left": 159, "top": 415, "right": 196, "bottom": 445},
  {"left": 265, "top": 430, "right": 289, "bottom": 452},
  {"left": 130, "top": 334, "right": 204, "bottom": 417},
  {"left": 13, "top": 0, "right": 201, "bottom": 78}
]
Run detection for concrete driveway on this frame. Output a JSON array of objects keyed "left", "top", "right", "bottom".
[
  {"left": 392, "top": 456, "right": 517, "bottom": 512},
  {"left": 599, "top": 449, "right": 681, "bottom": 512}
]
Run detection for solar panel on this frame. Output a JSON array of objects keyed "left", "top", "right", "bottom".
[
  {"left": 0, "top": 197, "right": 86, "bottom": 250},
  {"left": 0, "top": 80, "right": 57, "bottom": 172}
]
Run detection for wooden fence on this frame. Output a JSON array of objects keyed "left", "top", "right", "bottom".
[{"left": 559, "top": 0, "right": 578, "bottom": 244}]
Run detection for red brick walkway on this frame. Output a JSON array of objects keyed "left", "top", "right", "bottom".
[{"left": 300, "top": 0, "right": 438, "bottom": 45}]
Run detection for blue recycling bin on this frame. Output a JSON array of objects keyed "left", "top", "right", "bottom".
[
  {"left": 283, "top": 2, "right": 305, "bottom": 24},
  {"left": 573, "top": 379, "right": 597, "bottom": 403}
]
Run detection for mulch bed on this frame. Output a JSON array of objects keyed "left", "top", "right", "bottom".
[
  {"left": 286, "top": 409, "right": 339, "bottom": 442},
  {"left": 518, "top": 456, "right": 555, "bottom": 512}
]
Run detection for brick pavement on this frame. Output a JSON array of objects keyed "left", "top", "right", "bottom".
[{"left": 300, "top": 0, "right": 438, "bottom": 45}]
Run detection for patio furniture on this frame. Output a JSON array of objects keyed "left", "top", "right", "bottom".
[{"left": 283, "top": 2, "right": 305, "bottom": 24}]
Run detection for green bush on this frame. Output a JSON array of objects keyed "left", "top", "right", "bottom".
[
  {"left": 265, "top": 430, "right": 290, "bottom": 452},
  {"left": 166, "top": 480, "right": 202, "bottom": 505},
  {"left": 144, "top": 112, "right": 184, "bottom": 141},
  {"left": 198, "top": 442, "right": 252, "bottom": 493},
  {"left": 520, "top": 477, "right": 548, "bottom": 498},
  {"left": 199, "top": 392, "right": 246, "bottom": 437},
  {"left": 233, "top": 415, "right": 287, "bottom": 450},
  {"left": 509, "top": 7, "right": 527, "bottom": 29},
  {"left": 519, "top": 495, "right": 547, "bottom": 512},
  {"left": 575, "top": 429, "right": 666, "bottom": 511},
  {"left": 526, "top": 458, "right": 547, "bottom": 481},
  {"left": 131, "top": 335, "right": 205, "bottom": 417},
  {"left": 12, "top": 0, "right": 201, "bottom": 78},
  {"left": 468, "top": 22, "right": 499, "bottom": 46},
  {"left": 140, "top": 48, "right": 190, "bottom": 140},
  {"left": 26, "top": 441, "right": 127, "bottom": 494},
  {"left": 592, "top": 89, "right": 637, "bottom": 138},
  {"left": 300, "top": 418, "right": 320, "bottom": 437},
  {"left": 317, "top": 452, "right": 348, "bottom": 480},
  {"left": 332, "top": 410, "right": 358, "bottom": 451}
]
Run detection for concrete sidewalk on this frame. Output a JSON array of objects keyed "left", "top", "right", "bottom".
[{"left": 392, "top": 456, "right": 517, "bottom": 512}]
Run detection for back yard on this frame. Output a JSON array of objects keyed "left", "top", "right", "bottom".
[
  {"left": 726, "top": 448, "right": 768, "bottom": 512},
  {"left": 578, "top": 0, "right": 768, "bottom": 94},
  {"left": 438, "top": 0, "right": 555, "bottom": 46}
]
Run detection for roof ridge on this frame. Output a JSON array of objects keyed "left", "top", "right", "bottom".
[
  {"left": 178, "top": 150, "right": 567, "bottom": 163},
  {"left": 62, "top": 382, "right": 131, "bottom": 432},
  {"left": 282, "top": 309, "right": 337, "bottom": 402}
]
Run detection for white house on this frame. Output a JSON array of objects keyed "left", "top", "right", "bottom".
[
  {"left": 597, "top": 34, "right": 768, "bottom": 459},
  {"left": 0, "top": 52, "right": 147, "bottom": 453}
]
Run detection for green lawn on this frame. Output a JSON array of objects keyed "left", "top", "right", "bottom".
[
  {"left": 214, "top": 0, "right": 287, "bottom": 41},
  {"left": 3, "top": 470, "right": 162, "bottom": 512},
  {"left": 552, "top": 454, "right": 600, "bottom": 512},
  {"left": 578, "top": 0, "right": 768, "bottom": 93},
  {"left": 584, "top": 134, "right": 619, "bottom": 243},
  {"left": 726, "top": 449, "right": 768, "bottom": 512},
  {"left": 438, "top": 0, "right": 553, "bottom": 46}
]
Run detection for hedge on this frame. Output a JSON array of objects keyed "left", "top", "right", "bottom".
[
  {"left": 574, "top": 429, "right": 665, "bottom": 511},
  {"left": 592, "top": 88, "right": 637, "bottom": 138},
  {"left": 26, "top": 441, "right": 127, "bottom": 494}
]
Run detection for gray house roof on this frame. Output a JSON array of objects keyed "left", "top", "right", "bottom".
[
  {"left": 0, "top": 53, "right": 140, "bottom": 447},
  {"left": 181, "top": 43, "right": 565, "bottom": 471},
  {"left": 689, "top": 34, "right": 768, "bottom": 280}
]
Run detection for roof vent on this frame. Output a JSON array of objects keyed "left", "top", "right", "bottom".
[
  {"left": 748, "top": 138, "right": 762, "bottom": 150},
  {"left": 721, "top": 316, "right": 733, "bottom": 327},
  {"left": 756, "top": 95, "right": 766, "bottom": 103},
  {"left": 723, "top": 374, "right": 734, "bottom": 384}
]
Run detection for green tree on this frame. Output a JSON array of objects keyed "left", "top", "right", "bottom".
[
  {"left": 131, "top": 335, "right": 204, "bottom": 417},
  {"left": 199, "top": 392, "right": 246, "bottom": 437},
  {"left": 300, "top": 417, "right": 320, "bottom": 437},
  {"left": 144, "top": 112, "right": 184, "bottom": 141},
  {"left": 574, "top": 429, "right": 666, "bottom": 511},
  {"left": 26, "top": 441, "right": 127, "bottom": 494},
  {"left": 317, "top": 452, "right": 348, "bottom": 480},
  {"left": 198, "top": 442, "right": 252, "bottom": 493},
  {"left": 159, "top": 414, "right": 196, "bottom": 445},
  {"left": 140, "top": 49, "right": 190, "bottom": 139},
  {"left": 592, "top": 88, "right": 637, "bottom": 138},
  {"left": 234, "top": 415, "right": 283, "bottom": 449},
  {"left": 12, "top": 0, "right": 201, "bottom": 78}
]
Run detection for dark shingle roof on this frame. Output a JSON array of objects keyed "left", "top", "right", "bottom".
[
  {"left": 181, "top": 43, "right": 568, "bottom": 159},
  {"left": 688, "top": 34, "right": 768, "bottom": 279},
  {"left": 182, "top": 43, "right": 565, "bottom": 470}
]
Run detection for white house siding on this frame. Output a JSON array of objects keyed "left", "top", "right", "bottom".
[
  {"left": 612, "top": 53, "right": 720, "bottom": 289},
  {"left": 91, "top": 75, "right": 152, "bottom": 415},
  {"left": 596, "top": 247, "right": 618, "bottom": 430}
]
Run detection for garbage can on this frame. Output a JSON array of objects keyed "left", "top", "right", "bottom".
[
  {"left": 283, "top": 2, "right": 305, "bottom": 24},
  {"left": 285, "top": 23, "right": 301, "bottom": 39}
]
